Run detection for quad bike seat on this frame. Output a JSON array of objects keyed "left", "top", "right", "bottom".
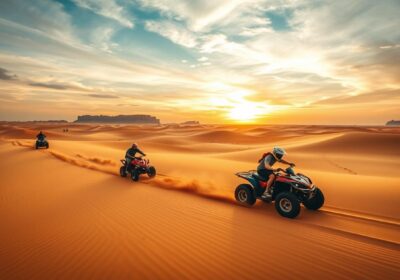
[{"left": 252, "top": 172, "right": 266, "bottom": 181}]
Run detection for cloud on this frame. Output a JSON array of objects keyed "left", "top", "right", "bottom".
[
  {"left": 314, "top": 89, "right": 400, "bottom": 105},
  {"left": 90, "top": 27, "right": 118, "bottom": 53},
  {"left": 138, "top": 0, "right": 244, "bottom": 32},
  {"left": 0, "top": 67, "right": 17, "bottom": 80},
  {"left": 72, "top": 0, "right": 134, "bottom": 28},
  {"left": 28, "top": 82, "right": 69, "bottom": 90},
  {"left": 145, "top": 20, "right": 197, "bottom": 48},
  {"left": 0, "top": 0, "right": 75, "bottom": 43},
  {"left": 87, "top": 94, "right": 119, "bottom": 99}
]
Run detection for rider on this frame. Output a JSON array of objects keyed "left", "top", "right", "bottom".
[
  {"left": 125, "top": 143, "right": 146, "bottom": 172},
  {"left": 257, "top": 147, "right": 295, "bottom": 199},
  {"left": 36, "top": 131, "right": 46, "bottom": 141}
]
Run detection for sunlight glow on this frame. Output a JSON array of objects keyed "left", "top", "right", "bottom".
[
  {"left": 229, "top": 102, "right": 261, "bottom": 121},
  {"left": 206, "top": 82, "right": 276, "bottom": 123}
]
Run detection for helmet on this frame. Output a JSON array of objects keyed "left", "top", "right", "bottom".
[
  {"left": 272, "top": 146, "right": 286, "bottom": 160},
  {"left": 131, "top": 143, "right": 138, "bottom": 149}
]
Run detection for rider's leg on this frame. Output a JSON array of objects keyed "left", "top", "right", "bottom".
[
  {"left": 125, "top": 157, "right": 131, "bottom": 172},
  {"left": 262, "top": 173, "right": 275, "bottom": 198},
  {"left": 266, "top": 173, "right": 275, "bottom": 189}
]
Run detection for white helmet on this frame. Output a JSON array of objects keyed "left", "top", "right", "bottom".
[{"left": 272, "top": 146, "right": 286, "bottom": 160}]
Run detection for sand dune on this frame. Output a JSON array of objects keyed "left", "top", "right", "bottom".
[
  {"left": 0, "top": 123, "right": 399, "bottom": 279},
  {"left": 292, "top": 132, "right": 400, "bottom": 156}
]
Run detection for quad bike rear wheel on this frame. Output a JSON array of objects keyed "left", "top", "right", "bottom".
[
  {"left": 303, "top": 187, "right": 324, "bottom": 210},
  {"left": 275, "top": 192, "right": 300, "bottom": 218},
  {"left": 147, "top": 166, "right": 156, "bottom": 178},
  {"left": 235, "top": 184, "right": 256, "bottom": 206},
  {"left": 120, "top": 166, "right": 127, "bottom": 177},
  {"left": 45, "top": 143, "right": 49, "bottom": 149}
]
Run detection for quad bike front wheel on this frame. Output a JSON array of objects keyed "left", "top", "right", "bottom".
[
  {"left": 119, "top": 166, "right": 127, "bottom": 177},
  {"left": 147, "top": 166, "right": 156, "bottom": 178},
  {"left": 275, "top": 192, "right": 301, "bottom": 218},
  {"left": 131, "top": 169, "right": 140, "bottom": 181},
  {"left": 303, "top": 187, "right": 324, "bottom": 210},
  {"left": 235, "top": 184, "right": 256, "bottom": 206}
]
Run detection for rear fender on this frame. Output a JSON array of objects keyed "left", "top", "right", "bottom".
[{"left": 235, "top": 173, "right": 264, "bottom": 197}]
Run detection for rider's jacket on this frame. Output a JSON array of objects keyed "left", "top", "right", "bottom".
[
  {"left": 257, "top": 152, "right": 279, "bottom": 171},
  {"left": 125, "top": 147, "right": 145, "bottom": 159},
  {"left": 36, "top": 133, "right": 46, "bottom": 140}
]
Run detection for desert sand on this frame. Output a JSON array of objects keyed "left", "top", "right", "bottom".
[{"left": 0, "top": 123, "right": 399, "bottom": 279}]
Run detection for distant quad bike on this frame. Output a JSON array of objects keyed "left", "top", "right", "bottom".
[
  {"left": 235, "top": 167, "right": 324, "bottom": 218},
  {"left": 35, "top": 138, "right": 49, "bottom": 149},
  {"left": 120, "top": 157, "right": 156, "bottom": 181}
]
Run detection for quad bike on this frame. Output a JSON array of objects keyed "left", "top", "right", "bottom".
[
  {"left": 235, "top": 166, "right": 324, "bottom": 218},
  {"left": 120, "top": 156, "right": 156, "bottom": 181},
  {"left": 35, "top": 138, "right": 49, "bottom": 149}
]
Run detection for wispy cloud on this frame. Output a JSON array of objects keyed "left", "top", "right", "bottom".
[
  {"left": 72, "top": 0, "right": 134, "bottom": 28},
  {"left": 88, "top": 94, "right": 119, "bottom": 99},
  {"left": 145, "top": 20, "right": 197, "bottom": 48},
  {"left": 29, "top": 82, "right": 69, "bottom": 90},
  {"left": 0, "top": 67, "right": 17, "bottom": 80}
]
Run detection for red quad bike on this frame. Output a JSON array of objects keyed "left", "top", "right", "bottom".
[
  {"left": 120, "top": 157, "right": 156, "bottom": 181},
  {"left": 235, "top": 166, "right": 324, "bottom": 218}
]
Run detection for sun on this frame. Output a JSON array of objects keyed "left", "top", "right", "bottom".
[
  {"left": 229, "top": 103, "right": 256, "bottom": 121},
  {"left": 228, "top": 102, "right": 260, "bottom": 122},
  {"left": 208, "top": 87, "right": 275, "bottom": 123}
]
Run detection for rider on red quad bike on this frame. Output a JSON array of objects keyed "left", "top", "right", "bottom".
[
  {"left": 120, "top": 143, "right": 156, "bottom": 181},
  {"left": 125, "top": 143, "right": 146, "bottom": 173},
  {"left": 257, "top": 147, "right": 295, "bottom": 199}
]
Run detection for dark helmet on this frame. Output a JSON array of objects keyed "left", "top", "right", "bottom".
[
  {"left": 272, "top": 146, "right": 286, "bottom": 160},
  {"left": 131, "top": 143, "right": 138, "bottom": 149}
]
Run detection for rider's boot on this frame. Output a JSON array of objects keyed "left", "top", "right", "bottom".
[{"left": 261, "top": 187, "right": 272, "bottom": 200}]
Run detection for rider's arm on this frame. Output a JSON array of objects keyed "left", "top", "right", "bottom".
[
  {"left": 280, "top": 159, "right": 295, "bottom": 166},
  {"left": 137, "top": 148, "right": 146, "bottom": 156}
]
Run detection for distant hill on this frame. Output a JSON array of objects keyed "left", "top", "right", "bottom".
[
  {"left": 386, "top": 120, "right": 400, "bottom": 126},
  {"left": 74, "top": 114, "right": 160, "bottom": 124},
  {"left": 181, "top": 121, "right": 200, "bottom": 125}
]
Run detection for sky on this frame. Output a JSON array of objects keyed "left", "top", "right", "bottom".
[{"left": 0, "top": 0, "right": 399, "bottom": 124}]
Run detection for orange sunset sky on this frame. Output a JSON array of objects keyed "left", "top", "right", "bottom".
[{"left": 0, "top": 0, "right": 399, "bottom": 124}]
